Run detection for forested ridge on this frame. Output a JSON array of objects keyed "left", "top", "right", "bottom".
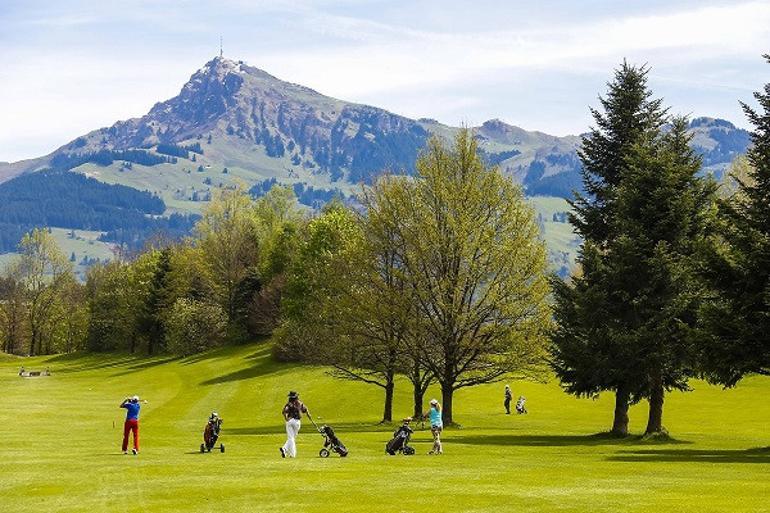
[{"left": 0, "top": 169, "right": 196, "bottom": 252}]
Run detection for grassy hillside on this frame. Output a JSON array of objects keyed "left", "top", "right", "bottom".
[
  {"left": 1, "top": 342, "right": 767, "bottom": 513},
  {"left": 51, "top": 228, "right": 115, "bottom": 279},
  {"left": 530, "top": 196, "right": 579, "bottom": 273},
  {"left": 74, "top": 138, "right": 353, "bottom": 216},
  {"left": 1, "top": 227, "right": 114, "bottom": 280}
]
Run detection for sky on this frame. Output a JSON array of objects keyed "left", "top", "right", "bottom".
[{"left": 1, "top": 0, "right": 769, "bottom": 162}]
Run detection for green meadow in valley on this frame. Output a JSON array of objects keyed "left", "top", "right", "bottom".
[{"left": 1, "top": 342, "right": 767, "bottom": 513}]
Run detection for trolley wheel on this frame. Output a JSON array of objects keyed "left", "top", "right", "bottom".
[
  {"left": 319, "top": 448, "right": 330, "bottom": 458},
  {"left": 200, "top": 443, "right": 205, "bottom": 453},
  {"left": 220, "top": 444, "right": 225, "bottom": 453}
]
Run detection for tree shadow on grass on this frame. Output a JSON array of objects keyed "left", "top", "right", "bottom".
[
  {"left": 445, "top": 433, "right": 692, "bottom": 447},
  {"left": 198, "top": 353, "right": 289, "bottom": 386},
  {"left": 111, "top": 356, "right": 181, "bottom": 376},
  {"left": 227, "top": 421, "right": 404, "bottom": 437},
  {"left": 180, "top": 337, "right": 272, "bottom": 365},
  {"left": 47, "top": 355, "right": 139, "bottom": 374},
  {"left": 607, "top": 447, "right": 770, "bottom": 464}
]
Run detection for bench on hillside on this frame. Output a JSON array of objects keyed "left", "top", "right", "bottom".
[{"left": 18, "top": 368, "right": 51, "bottom": 378}]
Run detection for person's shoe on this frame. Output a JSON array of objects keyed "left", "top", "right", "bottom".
[
  {"left": 279, "top": 447, "right": 285, "bottom": 458},
  {"left": 131, "top": 448, "right": 137, "bottom": 455},
  {"left": 123, "top": 451, "right": 128, "bottom": 455}
]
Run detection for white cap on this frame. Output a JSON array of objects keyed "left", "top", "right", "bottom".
[
  {"left": 211, "top": 411, "right": 219, "bottom": 417},
  {"left": 430, "top": 398, "right": 439, "bottom": 405},
  {"left": 132, "top": 395, "right": 139, "bottom": 402}
]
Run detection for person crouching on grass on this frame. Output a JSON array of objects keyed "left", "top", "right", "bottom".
[
  {"left": 280, "top": 391, "right": 308, "bottom": 458},
  {"left": 426, "top": 398, "right": 443, "bottom": 455},
  {"left": 120, "top": 395, "right": 146, "bottom": 455}
]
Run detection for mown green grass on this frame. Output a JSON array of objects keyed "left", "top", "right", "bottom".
[{"left": 1, "top": 342, "right": 767, "bottom": 513}]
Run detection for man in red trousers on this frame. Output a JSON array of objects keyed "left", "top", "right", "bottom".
[{"left": 120, "top": 395, "right": 144, "bottom": 455}]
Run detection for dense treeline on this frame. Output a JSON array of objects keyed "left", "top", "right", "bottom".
[
  {"left": 154, "top": 142, "right": 205, "bottom": 159},
  {"left": 156, "top": 144, "right": 190, "bottom": 159},
  {"left": 0, "top": 223, "right": 31, "bottom": 253},
  {"left": 0, "top": 169, "right": 196, "bottom": 252},
  {"left": 84, "top": 185, "right": 300, "bottom": 354},
  {"left": 1, "top": 58, "right": 768, "bottom": 432},
  {"left": 50, "top": 149, "right": 174, "bottom": 170},
  {"left": 250, "top": 178, "right": 347, "bottom": 209}
]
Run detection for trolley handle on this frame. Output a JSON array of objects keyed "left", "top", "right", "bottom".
[{"left": 306, "top": 411, "right": 322, "bottom": 432}]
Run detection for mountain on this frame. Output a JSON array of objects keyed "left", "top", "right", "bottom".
[
  {"left": 0, "top": 57, "right": 753, "bottom": 274},
  {"left": 0, "top": 57, "right": 751, "bottom": 211}
]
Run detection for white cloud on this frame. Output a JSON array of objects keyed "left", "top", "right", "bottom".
[
  {"left": 259, "top": 1, "right": 770, "bottom": 97},
  {"left": 1, "top": 1, "right": 768, "bottom": 161}
]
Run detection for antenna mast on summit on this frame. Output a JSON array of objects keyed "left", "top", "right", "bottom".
[{"left": 219, "top": 36, "right": 223, "bottom": 58}]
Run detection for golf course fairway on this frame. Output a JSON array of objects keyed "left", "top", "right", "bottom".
[{"left": 1, "top": 341, "right": 768, "bottom": 513}]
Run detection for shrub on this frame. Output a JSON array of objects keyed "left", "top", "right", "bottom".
[{"left": 165, "top": 299, "right": 227, "bottom": 355}]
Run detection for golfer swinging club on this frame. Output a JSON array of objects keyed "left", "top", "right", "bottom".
[
  {"left": 280, "top": 391, "right": 308, "bottom": 458},
  {"left": 120, "top": 395, "right": 146, "bottom": 455}
]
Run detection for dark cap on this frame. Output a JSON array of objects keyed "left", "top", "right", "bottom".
[{"left": 288, "top": 391, "right": 299, "bottom": 400}]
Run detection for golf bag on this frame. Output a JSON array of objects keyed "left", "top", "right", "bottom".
[
  {"left": 516, "top": 397, "right": 528, "bottom": 414},
  {"left": 386, "top": 424, "right": 415, "bottom": 455},
  {"left": 318, "top": 424, "right": 348, "bottom": 458},
  {"left": 201, "top": 414, "right": 224, "bottom": 453}
]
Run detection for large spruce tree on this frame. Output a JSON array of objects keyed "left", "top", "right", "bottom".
[
  {"left": 551, "top": 63, "right": 666, "bottom": 435},
  {"left": 608, "top": 118, "right": 717, "bottom": 436},
  {"left": 700, "top": 54, "right": 770, "bottom": 385}
]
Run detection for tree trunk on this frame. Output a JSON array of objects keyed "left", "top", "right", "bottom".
[
  {"left": 441, "top": 383, "right": 454, "bottom": 425},
  {"left": 412, "top": 381, "right": 425, "bottom": 419},
  {"left": 645, "top": 377, "right": 665, "bottom": 435},
  {"left": 382, "top": 378, "right": 394, "bottom": 423},
  {"left": 29, "top": 328, "right": 36, "bottom": 356},
  {"left": 611, "top": 385, "right": 630, "bottom": 436}
]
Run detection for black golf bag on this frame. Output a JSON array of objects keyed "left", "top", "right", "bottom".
[
  {"left": 386, "top": 424, "right": 415, "bottom": 455},
  {"left": 201, "top": 416, "right": 224, "bottom": 453},
  {"left": 319, "top": 425, "right": 348, "bottom": 458}
]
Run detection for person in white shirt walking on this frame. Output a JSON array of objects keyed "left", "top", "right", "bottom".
[{"left": 280, "top": 391, "right": 308, "bottom": 458}]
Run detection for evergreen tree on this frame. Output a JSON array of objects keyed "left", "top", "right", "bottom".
[
  {"left": 551, "top": 63, "right": 666, "bottom": 435},
  {"left": 608, "top": 118, "right": 717, "bottom": 436},
  {"left": 141, "top": 249, "right": 173, "bottom": 355},
  {"left": 700, "top": 54, "right": 770, "bottom": 385}
]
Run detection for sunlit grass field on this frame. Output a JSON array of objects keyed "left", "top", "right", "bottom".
[{"left": 1, "top": 342, "right": 767, "bottom": 513}]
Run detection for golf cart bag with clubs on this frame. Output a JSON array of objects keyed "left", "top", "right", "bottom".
[
  {"left": 318, "top": 424, "right": 348, "bottom": 458},
  {"left": 200, "top": 412, "right": 224, "bottom": 453},
  {"left": 386, "top": 419, "right": 415, "bottom": 455},
  {"left": 307, "top": 413, "right": 348, "bottom": 458}
]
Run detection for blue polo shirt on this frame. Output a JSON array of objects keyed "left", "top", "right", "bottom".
[
  {"left": 122, "top": 402, "right": 140, "bottom": 421},
  {"left": 429, "top": 406, "right": 442, "bottom": 428}
]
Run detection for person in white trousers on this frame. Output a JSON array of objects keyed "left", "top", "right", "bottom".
[{"left": 280, "top": 391, "right": 308, "bottom": 458}]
